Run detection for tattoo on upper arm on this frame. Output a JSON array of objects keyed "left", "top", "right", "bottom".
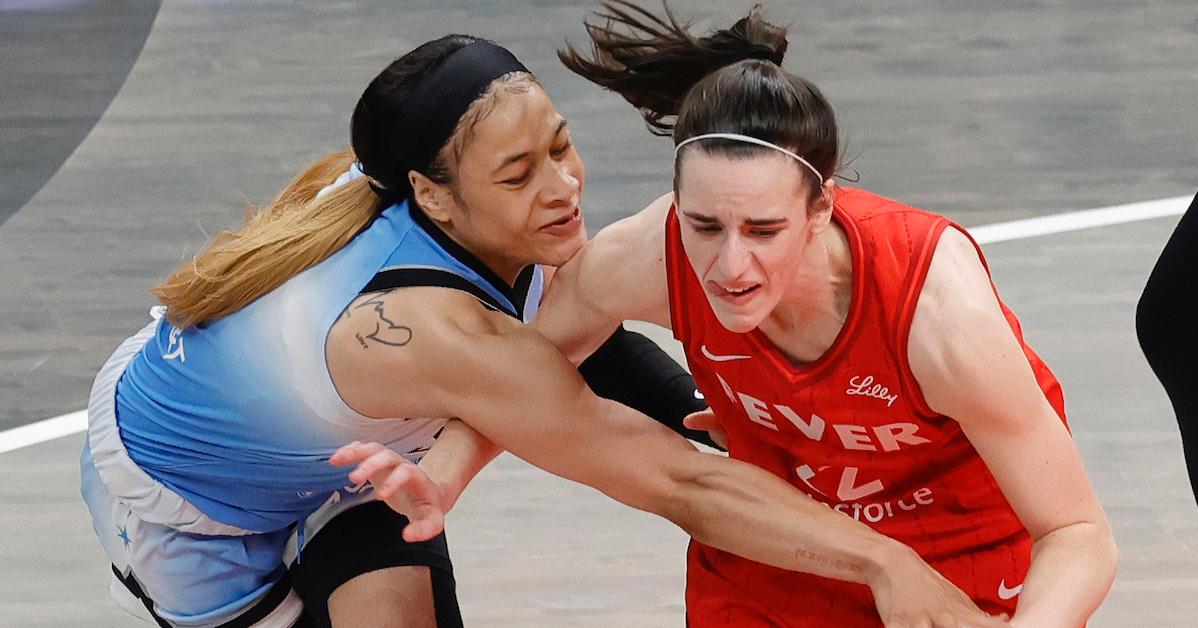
[{"left": 352, "top": 294, "right": 414, "bottom": 349}]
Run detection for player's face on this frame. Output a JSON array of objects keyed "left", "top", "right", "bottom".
[
  {"left": 446, "top": 82, "right": 586, "bottom": 280},
  {"left": 675, "top": 151, "right": 828, "bottom": 333}
]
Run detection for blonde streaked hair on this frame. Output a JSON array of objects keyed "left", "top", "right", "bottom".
[
  {"left": 153, "top": 150, "right": 378, "bottom": 328},
  {"left": 153, "top": 72, "right": 539, "bottom": 329},
  {"left": 153, "top": 34, "right": 544, "bottom": 330}
]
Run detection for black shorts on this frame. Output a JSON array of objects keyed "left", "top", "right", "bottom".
[{"left": 289, "top": 500, "right": 462, "bottom": 628}]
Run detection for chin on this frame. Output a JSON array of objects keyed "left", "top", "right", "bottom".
[
  {"left": 542, "top": 235, "right": 587, "bottom": 267},
  {"left": 710, "top": 304, "right": 765, "bottom": 334}
]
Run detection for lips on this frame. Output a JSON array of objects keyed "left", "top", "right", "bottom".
[
  {"left": 540, "top": 207, "right": 581, "bottom": 232},
  {"left": 708, "top": 281, "right": 761, "bottom": 304}
]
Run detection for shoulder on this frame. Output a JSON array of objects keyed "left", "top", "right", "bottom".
[
  {"left": 836, "top": 186, "right": 926, "bottom": 215},
  {"left": 917, "top": 227, "right": 992, "bottom": 313},
  {"left": 327, "top": 286, "right": 520, "bottom": 418},
  {"left": 578, "top": 193, "right": 673, "bottom": 325},
  {"left": 834, "top": 188, "right": 951, "bottom": 266},
  {"left": 336, "top": 286, "right": 508, "bottom": 341},
  {"left": 588, "top": 193, "right": 672, "bottom": 265},
  {"left": 581, "top": 192, "right": 672, "bottom": 285},
  {"left": 908, "top": 227, "right": 1017, "bottom": 417}
]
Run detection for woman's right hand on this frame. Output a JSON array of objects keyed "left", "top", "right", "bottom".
[
  {"left": 869, "top": 544, "right": 1010, "bottom": 627},
  {"left": 682, "top": 408, "right": 728, "bottom": 450}
]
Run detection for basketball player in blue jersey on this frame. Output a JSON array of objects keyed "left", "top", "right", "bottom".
[{"left": 81, "top": 35, "right": 1001, "bottom": 628}]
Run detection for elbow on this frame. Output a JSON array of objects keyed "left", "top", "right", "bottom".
[
  {"left": 1035, "top": 518, "right": 1119, "bottom": 584},
  {"left": 1087, "top": 521, "right": 1120, "bottom": 620},
  {"left": 1099, "top": 523, "right": 1119, "bottom": 583},
  {"left": 1088, "top": 522, "right": 1119, "bottom": 607},
  {"left": 1085, "top": 517, "right": 1119, "bottom": 583}
]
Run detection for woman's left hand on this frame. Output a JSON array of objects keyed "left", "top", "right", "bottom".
[{"left": 331, "top": 441, "right": 448, "bottom": 542}]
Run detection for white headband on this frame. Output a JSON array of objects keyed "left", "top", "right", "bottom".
[{"left": 674, "top": 132, "right": 825, "bottom": 183}]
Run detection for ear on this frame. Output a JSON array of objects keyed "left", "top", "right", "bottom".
[
  {"left": 409, "top": 170, "right": 453, "bottom": 224},
  {"left": 808, "top": 179, "right": 837, "bottom": 233}
]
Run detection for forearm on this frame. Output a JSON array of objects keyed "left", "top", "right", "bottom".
[
  {"left": 654, "top": 449, "right": 910, "bottom": 586},
  {"left": 417, "top": 419, "right": 502, "bottom": 511},
  {"left": 1012, "top": 522, "right": 1118, "bottom": 627},
  {"left": 432, "top": 326, "right": 910, "bottom": 584}
]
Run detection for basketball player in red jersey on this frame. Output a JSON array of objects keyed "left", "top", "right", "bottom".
[
  {"left": 341, "top": 3, "right": 1116, "bottom": 625},
  {"left": 534, "top": 2, "right": 1116, "bottom": 626}
]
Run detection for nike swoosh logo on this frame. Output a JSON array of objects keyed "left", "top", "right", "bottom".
[
  {"left": 997, "top": 580, "right": 1023, "bottom": 600},
  {"left": 700, "top": 344, "right": 751, "bottom": 362},
  {"left": 693, "top": 389, "right": 705, "bottom": 401}
]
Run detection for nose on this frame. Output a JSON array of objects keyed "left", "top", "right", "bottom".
[
  {"left": 541, "top": 159, "right": 581, "bottom": 208},
  {"left": 715, "top": 233, "right": 751, "bottom": 280}
]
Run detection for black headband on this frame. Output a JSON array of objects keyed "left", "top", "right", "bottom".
[{"left": 396, "top": 41, "right": 529, "bottom": 177}]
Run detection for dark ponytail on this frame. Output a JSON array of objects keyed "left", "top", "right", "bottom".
[
  {"left": 561, "top": 1, "right": 839, "bottom": 195},
  {"left": 560, "top": 2, "right": 786, "bottom": 135},
  {"left": 351, "top": 35, "right": 483, "bottom": 205},
  {"left": 154, "top": 37, "right": 531, "bottom": 329}
]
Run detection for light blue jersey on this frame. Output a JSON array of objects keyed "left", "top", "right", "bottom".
[
  {"left": 110, "top": 199, "right": 543, "bottom": 533},
  {"left": 82, "top": 196, "right": 543, "bottom": 624}
]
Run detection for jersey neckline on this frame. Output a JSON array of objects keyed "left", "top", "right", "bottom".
[
  {"left": 404, "top": 200, "right": 535, "bottom": 319},
  {"left": 742, "top": 199, "right": 866, "bottom": 384}
]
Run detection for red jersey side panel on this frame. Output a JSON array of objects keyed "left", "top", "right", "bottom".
[{"left": 666, "top": 187, "right": 1066, "bottom": 626}]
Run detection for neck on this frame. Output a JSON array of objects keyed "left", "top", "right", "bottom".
[
  {"left": 442, "top": 225, "right": 524, "bottom": 287},
  {"left": 760, "top": 221, "right": 853, "bottom": 363},
  {"left": 485, "top": 257, "right": 525, "bottom": 288},
  {"left": 409, "top": 203, "right": 526, "bottom": 291}
]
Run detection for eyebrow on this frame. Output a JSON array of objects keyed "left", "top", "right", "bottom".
[
  {"left": 681, "top": 211, "right": 789, "bottom": 227},
  {"left": 492, "top": 119, "right": 569, "bottom": 174}
]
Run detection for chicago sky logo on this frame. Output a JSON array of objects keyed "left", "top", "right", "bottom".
[{"left": 162, "top": 326, "right": 186, "bottom": 362}]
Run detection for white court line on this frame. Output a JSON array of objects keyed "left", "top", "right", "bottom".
[
  {"left": 0, "top": 410, "right": 87, "bottom": 454},
  {"left": 970, "top": 195, "right": 1191, "bottom": 245},
  {"left": 0, "top": 194, "right": 1191, "bottom": 456}
]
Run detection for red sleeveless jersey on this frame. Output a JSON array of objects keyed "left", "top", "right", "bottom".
[{"left": 666, "top": 187, "right": 1067, "bottom": 626}]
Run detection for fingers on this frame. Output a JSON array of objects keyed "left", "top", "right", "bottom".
[
  {"left": 401, "top": 508, "right": 446, "bottom": 543},
  {"left": 978, "top": 613, "right": 1012, "bottom": 627},
  {"left": 684, "top": 410, "right": 730, "bottom": 449},
  {"left": 345, "top": 447, "right": 405, "bottom": 486},
  {"left": 378, "top": 460, "right": 432, "bottom": 500},
  {"left": 938, "top": 606, "right": 1008, "bottom": 628},
  {"left": 333, "top": 442, "right": 425, "bottom": 494},
  {"left": 892, "top": 611, "right": 1003, "bottom": 628},
  {"left": 330, "top": 440, "right": 385, "bottom": 466},
  {"left": 682, "top": 409, "right": 719, "bottom": 430},
  {"left": 331, "top": 441, "right": 448, "bottom": 545}
]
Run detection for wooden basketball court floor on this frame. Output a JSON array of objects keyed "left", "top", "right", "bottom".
[{"left": 2, "top": 1, "right": 1197, "bottom": 625}]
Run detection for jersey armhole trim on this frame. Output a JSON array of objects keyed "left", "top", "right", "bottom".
[
  {"left": 360, "top": 267, "right": 517, "bottom": 319},
  {"left": 664, "top": 206, "right": 691, "bottom": 344},
  {"left": 895, "top": 218, "right": 951, "bottom": 418}
]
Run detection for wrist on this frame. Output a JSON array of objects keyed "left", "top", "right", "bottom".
[
  {"left": 435, "top": 478, "right": 460, "bottom": 513},
  {"left": 861, "top": 537, "right": 920, "bottom": 590}
]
